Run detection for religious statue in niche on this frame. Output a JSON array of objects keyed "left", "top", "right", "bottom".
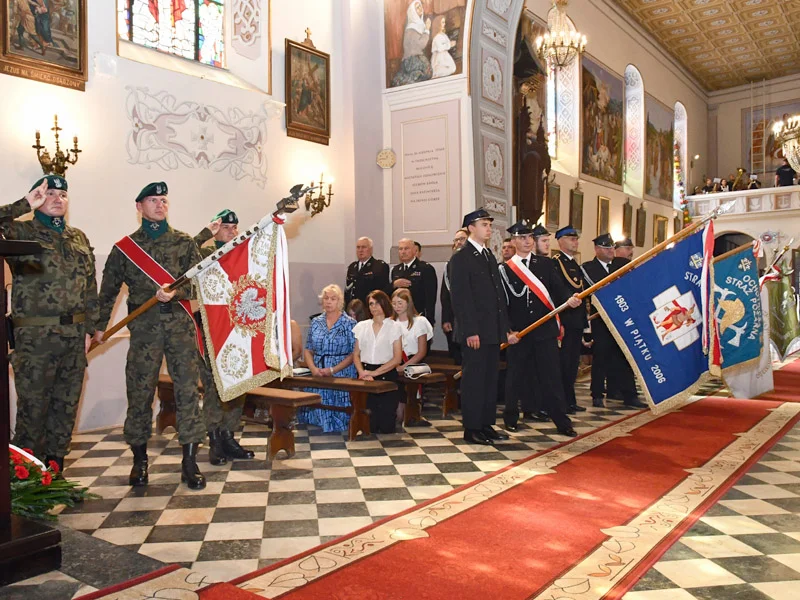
[{"left": 384, "top": 0, "right": 467, "bottom": 88}]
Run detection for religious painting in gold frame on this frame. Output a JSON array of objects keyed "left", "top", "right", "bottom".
[
  {"left": 635, "top": 203, "right": 647, "bottom": 247},
  {"left": 673, "top": 214, "right": 682, "bottom": 236},
  {"left": 285, "top": 37, "right": 331, "bottom": 145},
  {"left": 1, "top": 0, "right": 88, "bottom": 90},
  {"left": 569, "top": 187, "right": 584, "bottom": 234},
  {"left": 597, "top": 196, "right": 610, "bottom": 235},
  {"left": 546, "top": 180, "right": 560, "bottom": 231},
  {"left": 622, "top": 198, "right": 633, "bottom": 239},
  {"left": 653, "top": 214, "right": 668, "bottom": 246}
]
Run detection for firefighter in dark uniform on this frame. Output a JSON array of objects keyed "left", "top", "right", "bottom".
[
  {"left": 391, "top": 238, "right": 438, "bottom": 326},
  {"left": 582, "top": 234, "right": 646, "bottom": 410},
  {"left": 450, "top": 209, "right": 518, "bottom": 445},
  {"left": 345, "top": 236, "right": 390, "bottom": 306},
  {"left": 499, "top": 221, "right": 580, "bottom": 436},
  {"left": 552, "top": 226, "right": 588, "bottom": 414},
  {"left": 441, "top": 228, "right": 468, "bottom": 364}
]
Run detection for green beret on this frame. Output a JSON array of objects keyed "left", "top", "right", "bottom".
[
  {"left": 30, "top": 175, "right": 67, "bottom": 192},
  {"left": 135, "top": 181, "right": 168, "bottom": 202},
  {"left": 213, "top": 209, "right": 238, "bottom": 224}
]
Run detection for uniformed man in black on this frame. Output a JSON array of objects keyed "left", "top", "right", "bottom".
[
  {"left": 391, "top": 237, "right": 438, "bottom": 326},
  {"left": 534, "top": 224, "right": 552, "bottom": 257},
  {"left": 582, "top": 234, "right": 646, "bottom": 410},
  {"left": 450, "top": 209, "right": 518, "bottom": 445},
  {"left": 612, "top": 237, "right": 634, "bottom": 270},
  {"left": 552, "top": 226, "right": 588, "bottom": 414},
  {"left": 499, "top": 221, "right": 580, "bottom": 436},
  {"left": 345, "top": 236, "right": 390, "bottom": 306},
  {"left": 441, "top": 228, "right": 468, "bottom": 364}
]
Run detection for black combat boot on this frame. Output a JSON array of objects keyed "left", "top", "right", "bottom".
[
  {"left": 207, "top": 429, "right": 228, "bottom": 466},
  {"left": 129, "top": 444, "right": 149, "bottom": 487},
  {"left": 219, "top": 430, "right": 255, "bottom": 460},
  {"left": 181, "top": 443, "right": 206, "bottom": 490}
]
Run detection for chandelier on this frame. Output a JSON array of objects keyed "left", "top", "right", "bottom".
[
  {"left": 535, "top": 0, "right": 586, "bottom": 69},
  {"left": 774, "top": 115, "right": 800, "bottom": 173}
]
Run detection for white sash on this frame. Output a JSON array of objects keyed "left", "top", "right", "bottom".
[{"left": 506, "top": 254, "right": 561, "bottom": 331}]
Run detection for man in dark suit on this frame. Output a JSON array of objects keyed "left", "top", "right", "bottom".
[
  {"left": 582, "top": 234, "right": 646, "bottom": 410},
  {"left": 345, "top": 237, "right": 390, "bottom": 306},
  {"left": 552, "top": 226, "right": 588, "bottom": 414},
  {"left": 450, "top": 209, "right": 518, "bottom": 445},
  {"left": 441, "top": 228, "right": 468, "bottom": 364},
  {"left": 612, "top": 237, "right": 633, "bottom": 270},
  {"left": 499, "top": 221, "right": 580, "bottom": 436},
  {"left": 392, "top": 238, "right": 438, "bottom": 326}
]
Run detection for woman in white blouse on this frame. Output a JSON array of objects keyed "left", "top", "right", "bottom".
[
  {"left": 353, "top": 290, "right": 404, "bottom": 434},
  {"left": 391, "top": 288, "right": 433, "bottom": 423}
]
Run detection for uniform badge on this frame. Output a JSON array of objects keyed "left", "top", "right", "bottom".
[
  {"left": 149, "top": 221, "right": 160, "bottom": 230},
  {"left": 156, "top": 184, "right": 163, "bottom": 194},
  {"left": 51, "top": 217, "right": 64, "bottom": 228},
  {"left": 54, "top": 178, "right": 63, "bottom": 189}
]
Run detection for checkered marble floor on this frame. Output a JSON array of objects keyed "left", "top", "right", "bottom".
[{"left": 5, "top": 379, "right": 800, "bottom": 600}]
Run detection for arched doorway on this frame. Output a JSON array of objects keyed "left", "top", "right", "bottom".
[{"left": 714, "top": 231, "right": 754, "bottom": 257}]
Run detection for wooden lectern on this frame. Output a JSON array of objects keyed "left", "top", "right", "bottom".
[{"left": 0, "top": 239, "right": 62, "bottom": 585}]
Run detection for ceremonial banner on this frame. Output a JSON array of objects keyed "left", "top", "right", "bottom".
[
  {"left": 765, "top": 272, "right": 800, "bottom": 360},
  {"left": 713, "top": 244, "right": 771, "bottom": 397},
  {"left": 192, "top": 216, "right": 293, "bottom": 402},
  {"left": 592, "top": 227, "right": 715, "bottom": 412}
]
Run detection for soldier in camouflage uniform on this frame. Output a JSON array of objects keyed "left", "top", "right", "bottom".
[
  {"left": 193, "top": 209, "right": 255, "bottom": 466},
  {"left": 94, "top": 182, "right": 206, "bottom": 490},
  {"left": 1, "top": 175, "right": 97, "bottom": 472}
]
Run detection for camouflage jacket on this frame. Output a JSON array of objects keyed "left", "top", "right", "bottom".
[
  {"left": 0, "top": 198, "right": 98, "bottom": 336},
  {"left": 98, "top": 224, "right": 202, "bottom": 330},
  {"left": 193, "top": 228, "right": 214, "bottom": 259}
]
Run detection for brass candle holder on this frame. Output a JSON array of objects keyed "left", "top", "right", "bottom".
[
  {"left": 304, "top": 173, "right": 334, "bottom": 218},
  {"left": 33, "top": 114, "right": 81, "bottom": 176}
]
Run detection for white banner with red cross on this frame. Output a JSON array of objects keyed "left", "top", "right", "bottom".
[{"left": 191, "top": 215, "right": 293, "bottom": 402}]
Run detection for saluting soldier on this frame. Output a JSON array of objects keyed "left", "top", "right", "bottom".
[
  {"left": 552, "top": 226, "right": 588, "bottom": 414},
  {"left": 391, "top": 238, "right": 438, "bottom": 326},
  {"left": 95, "top": 182, "right": 206, "bottom": 490},
  {"left": 450, "top": 209, "right": 518, "bottom": 445},
  {"left": 2, "top": 176, "right": 97, "bottom": 472},
  {"left": 193, "top": 209, "right": 255, "bottom": 466},
  {"left": 582, "top": 234, "right": 646, "bottom": 410},
  {"left": 499, "top": 222, "right": 579, "bottom": 436},
  {"left": 345, "top": 237, "right": 390, "bottom": 306}
]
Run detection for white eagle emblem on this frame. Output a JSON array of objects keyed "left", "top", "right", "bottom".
[{"left": 235, "top": 287, "right": 266, "bottom": 322}]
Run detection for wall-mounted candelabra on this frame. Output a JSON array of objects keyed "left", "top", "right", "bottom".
[
  {"left": 33, "top": 114, "right": 81, "bottom": 176},
  {"left": 305, "top": 173, "right": 334, "bottom": 218}
]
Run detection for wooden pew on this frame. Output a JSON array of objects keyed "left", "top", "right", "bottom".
[
  {"left": 398, "top": 372, "right": 446, "bottom": 426},
  {"left": 424, "top": 363, "right": 463, "bottom": 417}
]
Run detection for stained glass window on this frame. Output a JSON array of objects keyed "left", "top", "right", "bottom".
[{"left": 118, "top": 0, "right": 225, "bottom": 68}]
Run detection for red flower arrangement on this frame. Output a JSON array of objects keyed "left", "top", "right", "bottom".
[{"left": 9, "top": 445, "right": 96, "bottom": 520}]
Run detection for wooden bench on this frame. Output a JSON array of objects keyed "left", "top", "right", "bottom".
[
  {"left": 156, "top": 375, "right": 321, "bottom": 460},
  {"left": 398, "top": 372, "right": 446, "bottom": 426},
  {"left": 425, "top": 363, "right": 463, "bottom": 417}
]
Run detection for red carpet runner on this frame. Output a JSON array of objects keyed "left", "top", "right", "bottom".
[
  {"left": 234, "top": 397, "right": 800, "bottom": 600},
  {"left": 756, "top": 359, "right": 800, "bottom": 402}
]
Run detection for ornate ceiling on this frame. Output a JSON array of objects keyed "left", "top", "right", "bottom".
[{"left": 613, "top": 0, "right": 800, "bottom": 91}]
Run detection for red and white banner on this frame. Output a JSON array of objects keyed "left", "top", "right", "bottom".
[
  {"left": 506, "top": 254, "right": 561, "bottom": 331},
  {"left": 192, "top": 216, "right": 293, "bottom": 402}
]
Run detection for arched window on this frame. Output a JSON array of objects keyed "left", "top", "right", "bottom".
[
  {"left": 624, "top": 65, "right": 644, "bottom": 198},
  {"left": 674, "top": 102, "right": 688, "bottom": 210},
  {"left": 117, "top": 0, "right": 225, "bottom": 68}
]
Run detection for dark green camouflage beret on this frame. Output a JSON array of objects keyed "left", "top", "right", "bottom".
[
  {"left": 135, "top": 181, "right": 168, "bottom": 202},
  {"left": 30, "top": 174, "right": 68, "bottom": 192},
  {"left": 213, "top": 209, "right": 238, "bottom": 224}
]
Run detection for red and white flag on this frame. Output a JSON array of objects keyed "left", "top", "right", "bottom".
[{"left": 191, "top": 215, "right": 293, "bottom": 402}]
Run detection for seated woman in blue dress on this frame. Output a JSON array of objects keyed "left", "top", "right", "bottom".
[{"left": 297, "top": 284, "right": 357, "bottom": 433}]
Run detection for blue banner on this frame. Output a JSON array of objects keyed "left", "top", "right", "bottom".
[
  {"left": 713, "top": 244, "right": 763, "bottom": 372},
  {"left": 593, "top": 229, "right": 712, "bottom": 410}
]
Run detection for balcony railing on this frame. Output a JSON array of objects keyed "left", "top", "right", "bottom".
[{"left": 688, "top": 185, "right": 800, "bottom": 218}]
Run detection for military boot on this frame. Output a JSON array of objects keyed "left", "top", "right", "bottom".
[
  {"left": 129, "top": 444, "right": 149, "bottom": 487},
  {"left": 207, "top": 429, "right": 228, "bottom": 466},
  {"left": 219, "top": 430, "right": 255, "bottom": 460},
  {"left": 181, "top": 443, "right": 206, "bottom": 490}
]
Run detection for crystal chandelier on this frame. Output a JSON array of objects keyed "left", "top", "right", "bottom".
[
  {"left": 535, "top": 0, "right": 586, "bottom": 69},
  {"left": 774, "top": 115, "right": 800, "bottom": 172}
]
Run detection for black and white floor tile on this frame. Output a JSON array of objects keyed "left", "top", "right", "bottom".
[{"left": 4, "top": 380, "right": 800, "bottom": 600}]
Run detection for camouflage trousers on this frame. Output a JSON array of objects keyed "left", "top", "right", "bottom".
[
  {"left": 11, "top": 328, "right": 87, "bottom": 458},
  {"left": 125, "top": 310, "right": 204, "bottom": 446},
  {"left": 200, "top": 355, "right": 245, "bottom": 432}
]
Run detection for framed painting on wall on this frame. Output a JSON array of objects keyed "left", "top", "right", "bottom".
[
  {"left": 597, "top": 196, "right": 610, "bottom": 235},
  {"left": 653, "top": 214, "right": 668, "bottom": 246},
  {"left": 635, "top": 204, "right": 647, "bottom": 247},
  {"left": 286, "top": 37, "right": 331, "bottom": 145},
  {"left": 674, "top": 214, "right": 682, "bottom": 236},
  {"left": 1, "top": 0, "right": 88, "bottom": 90},
  {"left": 580, "top": 55, "right": 623, "bottom": 188},
  {"left": 569, "top": 187, "right": 584, "bottom": 234},
  {"left": 622, "top": 199, "right": 633, "bottom": 239},
  {"left": 645, "top": 94, "right": 675, "bottom": 203},
  {"left": 546, "top": 180, "right": 560, "bottom": 230}
]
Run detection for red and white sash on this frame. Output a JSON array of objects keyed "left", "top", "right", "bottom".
[
  {"left": 114, "top": 236, "right": 204, "bottom": 356},
  {"left": 506, "top": 254, "right": 561, "bottom": 332}
]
